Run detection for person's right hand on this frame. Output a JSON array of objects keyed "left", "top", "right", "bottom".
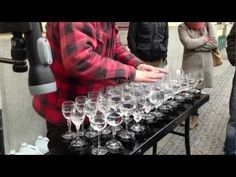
[
  {"left": 136, "top": 64, "right": 168, "bottom": 74},
  {"left": 200, "top": 27, "right": 207, "bottom": 36},
  {"left": 133, "top": 70, "right": 166, "bottom": 83},
  {"left": 200, "top": 28, "right": 210, "bottom": 43}
]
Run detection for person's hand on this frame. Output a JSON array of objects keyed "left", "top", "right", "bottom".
[
  {"left": 133, "top": 70, "right": 166, "bottom": 83},
  {"left": 199, "top": 27, "right": 207, "bottom": 36},
  {"left": 136, "top": 64, "right": 168, "bottom": 74},
  {"left": 201, "top": 35, "right": 209, "bottom": 43}
]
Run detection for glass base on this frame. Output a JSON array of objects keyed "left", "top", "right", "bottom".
[
  {"left": 85, "top": 130, "right": 98, "bottom": 139},
  {"left": 143, "top": 113, "right": 156, "bottom": 121},
  {"left": 61, "top": 131, "right": 75, "bottom": 140},
  {"left": 106, "top": 139, "right": 124, "bottom": 151},
  {"left": 78, "top": 130, "right": 85, "bottom": 137},
  {"left": 92, "top": 146, "right": 108, "bottom": 155},
  {"left": 118, "top": 130, "right": 135, "bottom": 140},
  {"left": 101, "top": 126, "right": 112, "bottom": 135},
  {"left": 130, "top": 123, "right": 145, "bottom": 133},
  {"left": 115, "top": 125, "right": 124, "bottom": 132},
  {"left": 69, "top": 141, "right": 89, "bottom": 153},
  {"left": 71, "top": 138, "right": 86, "bottom": 148}
]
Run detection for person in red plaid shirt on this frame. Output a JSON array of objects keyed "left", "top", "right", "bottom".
[{"left": 32, "top": 22, "right": 167, "bottom": 151}]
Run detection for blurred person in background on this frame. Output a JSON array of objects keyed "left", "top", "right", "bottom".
[
  {"left": 225, "top": 23, "right": 236, "bottom": 155},
  {"left": 127, "top": 22, "right": 169, "bottom": 68},
  {"left": 178, "top": 22, "right": 217, "bottom": 129}
]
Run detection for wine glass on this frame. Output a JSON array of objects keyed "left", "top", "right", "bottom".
[
  {"left": 142, "top": 83, "right": 156, "bottom": 120},
  {"left": 187, "top": 72, "right": 197, "bottom": 90},
  {"left": 88, "top": 91, "right": 100, "bottom": 102},
  {"left": 70, "top": 105, "right": 87, "bottom": 148},
  {"left": 108, "top": 88, "right": 123, "bottom": 112},
  {"left": 84, "top": 100, "right": 98, "bottom": 139},
  {"left": 75, "top": 96, "right": 87, "bottom": 137},
  {"left": 118, "top": 95, "right": 136, "bottom": 140},
  {"left": 179, "top": 72, "right": 189, "bottom": 92},
  {"left": 153, "top": 81, "right": 165, "bottom": 108},
  {"left": 97, "top": 91, "right": 112, "bottom": 135},
  {"left": 195, "top": 69, "right": 204, "bottom": 90},
  {"left": 61, "top": 101, "right": 76, "bottom": 141},
  {"left": 130, "top": 89, "right": 146, "bottom": 133},
  {"left": 121, "top": 82, "right": 134, "bottom": 98},
  {"left": 163, "top": 80, "right": 173, "bottom": 101},
  {"left": 105, "top": 110, "right": 124, "bottom": 152},
  {"left": 107, "top": 87, "right": 124, "bottom": 132},
  {"left": 90, "top": 111, "right": 108, "bottom": 155},
  {"left": 170, "top": 69, "right": 182, "bottom": 95}
]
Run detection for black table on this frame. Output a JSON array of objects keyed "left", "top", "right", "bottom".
[
  {"left": 124, "top": 93, "right": 209, "bottom": 155},
  {"left": 48, "top": 93, "right": 209, "bottom": 155}
]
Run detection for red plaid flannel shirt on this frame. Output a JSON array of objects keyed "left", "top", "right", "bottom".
[{"left": 33, "top": 22, "right": 144, "bottom": 125}]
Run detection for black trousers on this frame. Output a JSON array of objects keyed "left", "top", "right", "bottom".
[
  {"left": 46, "top": 121, "right": 76, "bottom": 154},
  {"left": 225, "top": 70, "right": 236, "bottom": 155}
]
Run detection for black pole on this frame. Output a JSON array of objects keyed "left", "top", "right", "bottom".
[{"left": 0, "top": 110, "right": 5, "bottom": 155}]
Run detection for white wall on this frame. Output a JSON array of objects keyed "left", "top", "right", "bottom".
[{"left": 166, "top": 25, "right": 184, "bottom": 69}]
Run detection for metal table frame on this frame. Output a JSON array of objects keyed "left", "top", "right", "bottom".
[{"left": 124, "top": 94, "right": 209, "bottom": 155}]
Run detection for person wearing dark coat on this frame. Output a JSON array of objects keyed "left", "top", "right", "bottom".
[
  {"left": 127, "top": 22, "right": 169, "bottom": 68},
  {"left": 225, "top": 23, "right": 236, "bottom": 155}
]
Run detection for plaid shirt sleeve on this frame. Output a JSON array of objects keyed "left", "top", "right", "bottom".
[{"left": 58, "top": 22, "right": 138, "bottom": 83}]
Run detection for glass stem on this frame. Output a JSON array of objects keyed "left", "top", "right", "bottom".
[
  {"left": 98, "top": 131, "right": 101, "bottom": 149},
  {"left": 112, "top": 126, "right": 116, "bottom": 141},
  {"left": 125, "top": 118, "right": 129, "bottom": 132},
  {"left": 81, "top": 122, "right": 85, "bottom": 132},
  {"left": 75, "top": 124, "right": 81, "bottom": 140},
  {"left": 67, "top": 120, "right": 72, "bottom": 133}
]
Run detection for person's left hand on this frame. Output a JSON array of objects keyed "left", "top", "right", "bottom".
[
  {"left": 200, "top": 27, "right": 208, "bottom": 37},
  {"left": 136, "top": 64, "right": 168, "bottom": 74}
]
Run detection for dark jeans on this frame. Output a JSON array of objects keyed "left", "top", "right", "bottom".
[
  {"left": 225, "top": 121, "right": 236, "bottom": 155},
  {"left": 225, "top": 70, "right": 236, "bottom": 155}
]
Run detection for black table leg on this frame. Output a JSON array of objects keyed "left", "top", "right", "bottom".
[
  {"left": 185, "top": 117, "right": 191, "bottom": 155},
  {"left": 152, "top": 143, "right": 157, "bottom": 155}
]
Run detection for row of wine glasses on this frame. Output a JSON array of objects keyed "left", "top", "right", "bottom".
[
  {"left": 61, "top": 90, "right": 124, "bottom": 155},
  {"left": 61, "top": 66, "right": 204, "bottom": 155}
]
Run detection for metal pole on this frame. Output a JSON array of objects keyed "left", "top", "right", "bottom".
[{"left": 0, "top": 110, "right": 5, "bottom": 155}]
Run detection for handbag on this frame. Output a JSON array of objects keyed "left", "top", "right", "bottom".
[{"left": 212, "top": 48, "right": 223, "bottom": 67}]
